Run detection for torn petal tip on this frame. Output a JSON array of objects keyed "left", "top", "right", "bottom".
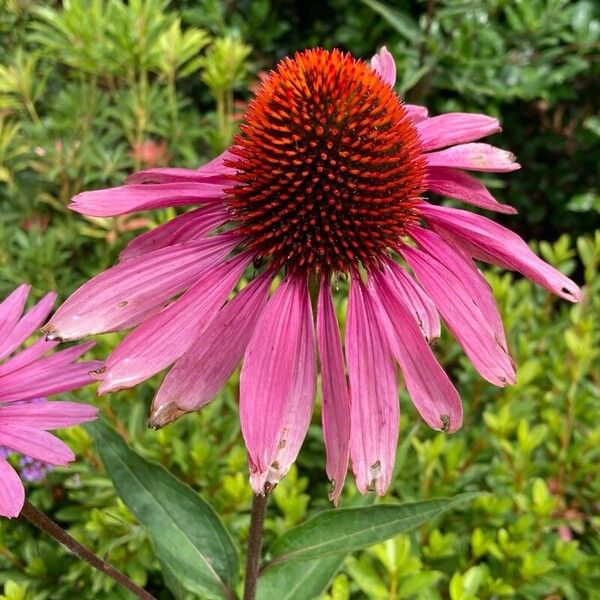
[
  {"left": 327, "top": 479, "right": 339, "bottom": 505},
  {"left": 563, "top": 286, "right": 583, "bottom": 302},
  {"left": 366, "top": 460, "right": 382, "bottom": 494},
  {"left": 148, "top": 402, "right": 186, "bottom": 429},
  {"left": 89, "top": 366, "right": 106, "bottom": 380},
  {"left": 41, "top": 324, "right": 62, "bottom": 342},
  {"left": 440, "top": 415, "right": 450, "bottom": 433}
]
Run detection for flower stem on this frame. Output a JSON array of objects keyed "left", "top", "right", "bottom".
[
  {"left": 20, "top": 500, "right": 156, "bottom": 600},
  {"left": 243, "top": 492, "right": 269, "bottom": 600}
]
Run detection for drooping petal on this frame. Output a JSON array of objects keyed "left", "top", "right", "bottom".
[
  {"left": 401, "top": 244, "right": 516, "bottom": 386},
  {"left": 383, "top": 261, "right": 440, "bottom": 342},
  {"left": 126, "top": 150, "right": 236, "bottom": 184},
  {"left": 0, "top": 361, "right": 101, "bottom": 404},
  {"left": 0, "top": 285, "right": 29, "bottom": 342},
  {"left": 405, "top": 104, "right": 428, "bottom": 122},
  {"left": 426, "top": 143, "right": 520, "bottom": 173},
  {"left": 69, "top": 182, "right": 225, "bottom": 217},
  {"left": 370, "top": 46, "right": 396, "bottom": 87},
  {"left": 240, "top": 275, "right": 316, "bottom": 494},
  {"left": 150, "top": 271, "right": 272, "bottom": 427},
  {"left": 99, "top": 253, "right": 251, "bottom": 394},
  {"left": 420, "top": 204, "right": 582, "bottom": 302},
  {"left": 370, "top": 264, "right": 462, "bottom": 432},
  {"left": 44, "top": 234, "right": 239, "bottom": 340},
  {"left": 316, "top": 279, "right": 350, "bottom": 505},
  {"left": 0, "top": 292, "right": 56, "bottom": 361},
  {"left": 346, "top": 277, "right": 398, "bottom": 495},
  {"left": 426, "top": 166, "right": 517, "bottom": 214},
  {"left": 0, "top": 338, "right": 59, "bottom": 378},
  {"left": 408, "top": 226, "right": 508, "bottom": 349},
  {"left": 0, "top": 341, "right": 96, "bottom": 384},
  {"left": 119, "top": 205, "right": 229, "bottom": 261},
  {"left": 114, "top": 300, "right": 174, "bottom": 332},
  {"left": 0, "top": 426, "right": 74, "bottom": 465},
  {"left": 0, "top": 343, "right": 100, "bottom": 404},
  {"left": 0, "top": 401, "right": 97, "bottom": 430},
  {"left": 416, "top": 113, "right": 501, "bottom": 152},
  {"left": 125, "top": 170, "right": 231, "bottom": 185},
  {"left": 0, "top": 457, "right": 24, "bottom": 518}
]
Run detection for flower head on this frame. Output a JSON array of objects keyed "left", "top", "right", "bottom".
[
  {"left": 226, "top": 48, "right": 426, "bottom": 275},
  {"left": 0, "top": 285, "right": 99, "bottom": 518},
  {"left": 45, "top": 47, "right": 581, "bottom": 502}
]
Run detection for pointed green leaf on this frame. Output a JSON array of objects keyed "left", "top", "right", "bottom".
[
  {"left": 360, "top": 0, "right": 421, "bottom": 43},
  {"left": 87, "top": 419, "right": 238, "bottom": 600},
  {"left": 268, "top": 494, "right": 477, "bottom": 564},
  {"left": 257, "top": 554, "right": 345, "bottom": 600}
]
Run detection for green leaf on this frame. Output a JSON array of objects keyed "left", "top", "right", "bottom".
[
  {"left": 397, "top": 571, "right": 444, "bottom": 596},
  {"left": 87, "top": 419, "right": 238, "bottom": 600},
  {"left": 268, "top": 494, "right": 477, "bottom": 564},
  {"left": 359, "top": 0, "right": 421, "bottom": 43},
  {"left": 567, "top": 192, "right": 600, "bottom": 214},
  {"left": 584, "top": 116, "right": 600, "bottom": 137},
  {"left": 256, "top": 554, "right": 345, "bottom": 600},
  {"left": 344, "top": 556, "right": 389, "bottom": 598}
]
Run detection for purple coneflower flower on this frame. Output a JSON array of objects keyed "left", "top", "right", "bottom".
[
  {"left": 0, "top": 285, "right": 99, "bottom": 518},
  {"left": 44, "top": 48, "right": 581, "bottom": 502}
]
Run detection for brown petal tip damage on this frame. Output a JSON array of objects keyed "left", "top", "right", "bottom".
[
  {"left": 148, "top": 403, "right": 187, "bottom": 429},
  {"left": 41, "top": 324, "right": 62, "bottom": 342}
]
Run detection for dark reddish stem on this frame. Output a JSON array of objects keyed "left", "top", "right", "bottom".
[
  {"left": 20, "top": 500, "right": 155, "bottom": 600},
  {"left": 243, "top": 492, "right": 269, "bottom": 600}
]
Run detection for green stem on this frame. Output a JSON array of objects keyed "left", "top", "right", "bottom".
[
  {"left": 20, "top": 500, "right": 155, "bottom": 600},
  {"left": 168, "top": 72, "right": 179, "bottom": 147},
  {"left": 216, "top": 90, "right": 226, "bottom": 150},
  {"left": 243, "top": 493, "right": 269, "bottom": 600}
]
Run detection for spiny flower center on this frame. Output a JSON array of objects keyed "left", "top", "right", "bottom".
[{"left": 226, "top": 48, "right": 426, "bottom": 275}]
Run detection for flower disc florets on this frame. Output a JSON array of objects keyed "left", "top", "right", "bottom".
[{"left": 226, "top": 48, "right": 426, "bottom": 275}]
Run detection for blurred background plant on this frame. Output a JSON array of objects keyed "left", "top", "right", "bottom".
[{"left": 0, "top": 0, "right": 599, "bottom": 598}]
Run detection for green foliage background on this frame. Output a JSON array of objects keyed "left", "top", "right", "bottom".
[{"left": 0, "top": 1, "right": 598, "bottom": 598}]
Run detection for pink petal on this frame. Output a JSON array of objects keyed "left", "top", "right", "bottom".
[
  {"left": 0, "top": 343, "right": 99, "bottom": 403},
  {"left": 69, "top": 182, "right": 225, "bottom": 217},
  {"left": 0, "top": 425, "right": 74, "bottom": 465},
  {"left": 370, "top": 46, "right": 396, "bottom": 87},
  {"left": 0, "top": 338, "right": 59, "bottom": 378},
  {"left": 99, "top": 254, "right": 250, "bottom": 393},
  {"left": 119, "top": 205, "right": 229, "bottom": 261},
  {"left": 0, "top": 292, "right": 56, "bottom": 361},
  {"left": 114, "top": 301, "right": 173, "bottom": 332},
  {"left": 126, "top": 150, "right": 236, "bottom": 184},
  {"left": 44, "top": 234, "right": 239, "bottom": 341},
  {"left": 5, "top": 361, "right": 101, "bottom": 403},
  {"left": 408, "top": 225, "right": 508, "bottom": 350},
  {"left": 382, "top": 261, "right": 440, "bottom": 342},
  {"left": 370, "top": 263, "right": 462, "bottom": 432},
  {"left": 240, "top": 275, "right": 316, "bottom": 493},
  {"left": 401, "top": 244, "right": 515, "bottom": 386},
  {"left": 426, "top": 143, "right": 521, "bottom": 172},
  {"left": 0, "top": 401, "right": 97, "bottom": 430},
  {"left": 416, "top": 113, "right": 501, "bottom": 152},
  {"left": 405, "top": 104, "right": 429, "bottom": 122},
  {"left": 426, "top": 166, "right": 517, "bottom": 214},
  {"left": 316, "top": 279, "right": 350, "bottom": 505},
  {"left": 150, "top": 271, "right": 272, "bottom": 427},
  {"left": 346, "top": 277, "right": 398, "bottom": 495},
  {"left": 126, "top": 169, "right": 231, "bottom": 185},
  {"left": 1, "top": 341, "right": 95, "bottom": 382},
  {"left": 420, "top": 204, "right": 582, "bottom": 302},
  {"left": 0, "top": 285, "right": 29, "bottom": 342},
  {"left": 0, "top": 457, "right": 24, "bottom": 518}
]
